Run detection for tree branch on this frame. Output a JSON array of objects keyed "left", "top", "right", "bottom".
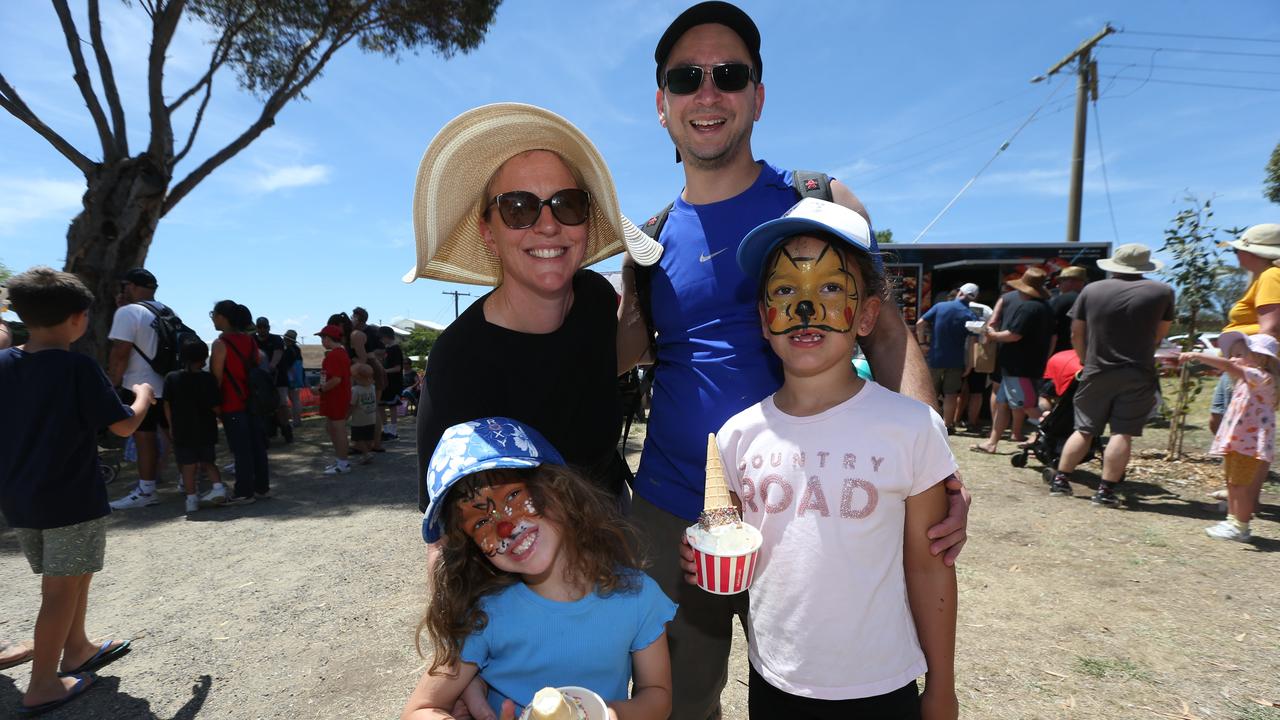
[
  {"left": 0, "top": 73, "right": 95, "bottom": 174},
  {"left": 147, "top": 0, "right": 186, "bottom": 160},
  {"left": 167, "top": 6, "right": 254, "bottom": 113},
  {"left": 163, "top": 10, "right": 369, "bottom": 216},
  {"left": 51, "top": 0, "right": 116, "bottom": 162},
  {"left": 88, "top": 0, "right": 128, "bottom": 157},
  {"left": 172, "top": 76, "right": 212, "bottom": 168}
]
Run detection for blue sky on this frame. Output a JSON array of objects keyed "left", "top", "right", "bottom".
[{"left": 2, "top": 1, "right": 1277, "bottom": 342}]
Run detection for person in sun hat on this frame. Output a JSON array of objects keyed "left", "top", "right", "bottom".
[
  {"left": 974, "top": 267, "right": 1055, "bottom": 456},
  {"left": 1045, "top": 243, "right": 1175, "bottom": 505},
  {"left": 407, "top": 103, "right": 650, "bottom": 518},
  {"left": 1050, "top": 266, "right": 1088, "bottom": 353}
]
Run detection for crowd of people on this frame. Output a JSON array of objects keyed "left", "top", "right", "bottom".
[{"left": 0, "top": 1, "right": 1273, "bottom": 718}]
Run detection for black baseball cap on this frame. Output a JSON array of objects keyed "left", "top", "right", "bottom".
[
  {"left": 654, "top": 1, "right": 762, "bottom": 87},
  {"left": 121, "top": 267, "right": 158, "bottom": 289}
]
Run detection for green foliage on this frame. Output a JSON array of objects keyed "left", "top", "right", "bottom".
[
  {"left": 188, "top": 0, "right": 502, "bottom": 97},
  {"left": 1266, "top": 139, "right": 1280, "bottom": 205},
  {"left": 401, "top": 327, "right": 440, "bottom": 365},
  {"left": 0, "top": 259, "right": 10, "bottom": 283},
  {"left": 875, "top": 228, "right": 893, "bottom": 245},
  {"left": 1160, "top": 197, "right": 1226, "bottom": 457}
]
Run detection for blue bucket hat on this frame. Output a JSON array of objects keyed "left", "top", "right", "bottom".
[{"left": 421, "top": 417, "right": 564, "bottom": 543}]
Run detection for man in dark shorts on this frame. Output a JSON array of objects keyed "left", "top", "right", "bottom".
[
  {"left": 918, "top": 282, "right": 981, "bottom": 432},
  {"left": 1048, "top": 244, "right": 1174, "bottom": 504},
  {"left": 377, "top": 326, "right": 404, "bottom": 440},
  {"left": 254, "top": 316, "right": 292, "bottom": 442},
  {"left": 108, "top": 268, "right": 171, "bottom": 509}
]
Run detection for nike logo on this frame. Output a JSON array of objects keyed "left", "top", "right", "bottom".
[{"left": 699, "top": 248, "right": 728, "bottom": 263}]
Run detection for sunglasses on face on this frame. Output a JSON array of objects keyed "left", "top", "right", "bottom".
[
  {"left": 663, "top": 63, "right": 755, "bottom": 95},
  {"left": 487, "top": 188, "right": 590, "bottom": 230}
]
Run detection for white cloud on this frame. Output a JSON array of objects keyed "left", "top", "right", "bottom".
[
  {"left": 281, "top": 314, "right": 310, "bottom": 329},
  {"left": 252, "top": 164, "right": 331, "bottom": 192},
  {"left": 0, "top": 177, "right": 84, "bottom": 234}
]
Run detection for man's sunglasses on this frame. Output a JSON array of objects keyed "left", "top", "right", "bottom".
[
  {"left": 663, "top": 63, "right": 755, "bottom": 95},
  {"left": 487, "top": 188, "right": 590, "bottom": 230}
]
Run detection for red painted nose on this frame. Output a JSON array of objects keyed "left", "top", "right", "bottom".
[{"left": 497, "top": 520, "right": 514, "bottom": 538}]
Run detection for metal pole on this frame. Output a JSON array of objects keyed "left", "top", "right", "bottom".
[{"left": 1065, "top": 51, "right": 1090, "bottom": 244}]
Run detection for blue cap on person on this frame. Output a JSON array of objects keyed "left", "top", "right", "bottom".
[
  {"left": 422, "top": 418, "right": 565, "bottom": 543},
  {"left": 737, "top": 197, "right": 874, "bottom": 279}
]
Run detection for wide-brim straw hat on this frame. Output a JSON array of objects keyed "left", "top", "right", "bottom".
[
  {"left": 1096, "top": 243, "right": 1163, "bottom": 275},
  {"left": 1007, "top": 267, "right": 1050, "bottom": 299},
  {"left": 1221, "top": 223, "right": 1280, "bottom": 266},
  {"left": 404, "top": 103, "right": 662, "bottom": 285}
]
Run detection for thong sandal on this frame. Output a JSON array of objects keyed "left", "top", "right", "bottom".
[
  {"left": 59, "top": 639, "right": 131, "bottom": 676},
  {"left": 17, "top": 672, "right": 95, "bottom": 716},
  {"left": 0, "top": 640, "right": 34, "bottom": 671},
  {"left": 969, "top": 444, "right": 998, "bottom": 454}
]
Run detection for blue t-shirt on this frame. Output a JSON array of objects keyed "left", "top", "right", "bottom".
[
  {"left": 921, "top": 299, "right": 977, "bottom": 369},
  {"left": 0, "top": 347, "right": 132, "bottom": 529},
  {"left": 461, "top": 571, "right": 676, "bottom": 715},
  {"left": 637, "top": 161, "right": 882, "bottom": 520}
]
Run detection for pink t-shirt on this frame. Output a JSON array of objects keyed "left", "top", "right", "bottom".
[
  {"left": 718, "top": 381, "right": 958, "bottom": 700},
  {"left": 1211, "top": 366, "right": 1276, "bottom": 462}
]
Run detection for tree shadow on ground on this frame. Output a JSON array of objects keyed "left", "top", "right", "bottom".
[
  {"left": 0, "top": 672, "right": 209, "bottom": 719},
  {"left": 0, "top": 418, "right": 423, "bottom": 555}
]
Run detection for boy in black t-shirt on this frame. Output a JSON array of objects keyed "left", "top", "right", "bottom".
[
  {"left": 163, "top": 341, "right": 227, "bottom": 513},
  {"left": 377, "top": 325, "right": 404, "bottom": 440},
  {"left": 0, "top": 267, "right": 153, "bottom": 714}
]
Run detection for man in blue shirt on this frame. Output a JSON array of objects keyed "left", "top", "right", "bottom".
[
  {"left": 616, "top": 3, "right": 973, "bottom": 718},
  {"left": 917, "top": 283, "right": 981, "bottom": 433}
]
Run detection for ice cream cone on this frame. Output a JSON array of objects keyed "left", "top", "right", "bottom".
[{"left": 700, "top": 433, "right": 738, "bottom": 529}]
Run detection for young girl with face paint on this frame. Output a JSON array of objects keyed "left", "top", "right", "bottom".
[
  {"left": 403, "top": 417, "right": 676, "bottom": 720},
  {"left": 680, "top": 198, "right": 960, "bottom": 720}
]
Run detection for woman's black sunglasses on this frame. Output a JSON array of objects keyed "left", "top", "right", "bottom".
[
  {"left": 487, "top": 188, "right": 590, "bottom": 229},
  {"left": 663, "top": 63, "right": 755, "bottom": 95}
]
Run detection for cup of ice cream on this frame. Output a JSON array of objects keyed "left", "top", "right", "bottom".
[
  {"left": 684, "top": 434, "right": 764, "bottom": 595},
  {"left": 519, "top": 686, "right": 607, "bottom": 720}
]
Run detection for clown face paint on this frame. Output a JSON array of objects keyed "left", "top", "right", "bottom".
[
  {"left": 457, "top": 481, "right": 541, "bottom": 558},
  {"left": 764, "top": 236, "right": 860, "bottom": 335}
]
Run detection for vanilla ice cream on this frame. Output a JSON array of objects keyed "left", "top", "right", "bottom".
[
  {"left": 522, "top": 688, "right": 584, "bottom": 720},
  {"left": 686, "top": 520, "right": 762, "bottom": 555}
]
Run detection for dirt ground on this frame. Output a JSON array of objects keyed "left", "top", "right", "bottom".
[{"left": 2, "top": 383, "right": 1278, "bottom": 719}]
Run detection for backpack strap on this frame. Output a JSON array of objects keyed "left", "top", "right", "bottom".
[
  {"left": 791, "top": 170, "right": 833, "bottom": 201},
  {"left": 633, "top": 202, "right": 674, "bottom": 364},
  {"left": 127, "top": 300, "right": 165, "bottom": 367}
]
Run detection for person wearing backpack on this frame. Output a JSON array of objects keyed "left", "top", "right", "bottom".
[
  {"left": 210, "top": 300, "right": 270, "bottom": 504},
  {"left": 612, "top": 5, "right": 973, "bottom": 718},
  {"left": 107, "top": 268, "right": 171, "bottom": 510}
]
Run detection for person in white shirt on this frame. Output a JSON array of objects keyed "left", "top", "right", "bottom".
[
  {"left": 107, "top": 268, "right": 169, "bottom": 509},
  {"left": 681, "top": 199, "right": 958, "bottom": 719}
]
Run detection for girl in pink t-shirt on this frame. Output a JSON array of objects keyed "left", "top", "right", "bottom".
[{"left": 1181, "top": 331, "right": 1279, "bottom": 542}]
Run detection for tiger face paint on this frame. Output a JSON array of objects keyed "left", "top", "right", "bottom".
[
  {"left": 457, "top": 480, "right": 540, "bottom": 557},
  {"left": 763, "top": 236, "right": 860, "bottom": 335}
]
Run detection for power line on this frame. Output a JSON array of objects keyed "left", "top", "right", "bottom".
[
  {"left": 1123, "top": 30, "right": 1280, "bottom": 44},
  {"left": 910, "top": 76, "right": 1071, "bottom": 244},
  {"left": 852, "top": 87, "right": 1038, "bottom": 160},
  {"left": 1091, "top": 97, "right": 1121, "bottom": 246},
  {"left": 1100, "top": 74, "right": 1280, "bottom": 92},
  {"left": 1145, "top": 63, "right": 1280, "bottom": 76},
  {"left": 1099, "top": 43, "right": 1280, "bottom": 58}
]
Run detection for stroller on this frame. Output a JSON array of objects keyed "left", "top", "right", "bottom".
[{"left": 1010, "top": 374, "right": 1104, "bottom": 470}]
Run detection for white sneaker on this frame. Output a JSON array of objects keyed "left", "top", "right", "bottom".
[
  {"left": 323, "top": 462, "right": 351, "bottom": 475},
  {"left": 110, "top": 488, "right": 159, "bottom": 510},
  {"left": 1205, "top": 520, "right": 1251, "bottom": 542},
  {"left": 185, "top": 495, "right": 200, "bottom": 514},
  {"left": 200, "top": 484, "right": 229, "bottom": 506}
]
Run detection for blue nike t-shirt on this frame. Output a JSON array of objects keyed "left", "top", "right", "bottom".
[{"left": 636, "top": 162, "right": 881, "bottom": 520}]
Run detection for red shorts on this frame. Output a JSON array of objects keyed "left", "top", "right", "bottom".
[{"left": 319, "top": 392, "right": 350, "bottom": 421}]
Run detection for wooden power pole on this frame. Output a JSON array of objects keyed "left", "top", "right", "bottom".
[
  {"left": 442, "top": 290, "right": 471, "bottom": 320},
  {"left": 1033, "top": 24, "right": 1115, "bottom": 243}
]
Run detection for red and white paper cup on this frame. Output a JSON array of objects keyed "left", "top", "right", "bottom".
[{"left": 685, "top": 525, "right": 763, "bottom": 595}]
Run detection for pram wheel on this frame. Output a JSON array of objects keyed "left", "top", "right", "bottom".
[{"left": 1010, "top": 452, "right": 1028, "bottom": 468}]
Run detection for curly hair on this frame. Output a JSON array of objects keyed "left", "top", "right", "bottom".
[{"left": 417, "top": 465, "right": 641, "bottom": 673}]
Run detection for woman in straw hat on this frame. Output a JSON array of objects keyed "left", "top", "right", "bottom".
[{"left": 406, "top": 103, "right": 660, "bottom": 515}]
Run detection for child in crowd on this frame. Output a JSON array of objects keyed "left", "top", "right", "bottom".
[
  {"left": 316, "top": 324, "right": 352, "bottom": 475},
  {"left": 377, "top": 325, "right": 404, "bottom": 440},
  {"left": 683, "top": 199, "right": 959, "bottom": 719},
  {"left": 1181, "top": 331, "right": 1279, "bottom": 542},
  {"left": 163, "top": 340, "right": 227, "bottom": 513},
  {"left": 349, "top": 363, "right": 378, "bottom": 464},
  {"left": 402, "top": 417, "right": 675, "bottom": 720},
  {"left": 0, "top": 267, "right": 152, "bottom": 715}
]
